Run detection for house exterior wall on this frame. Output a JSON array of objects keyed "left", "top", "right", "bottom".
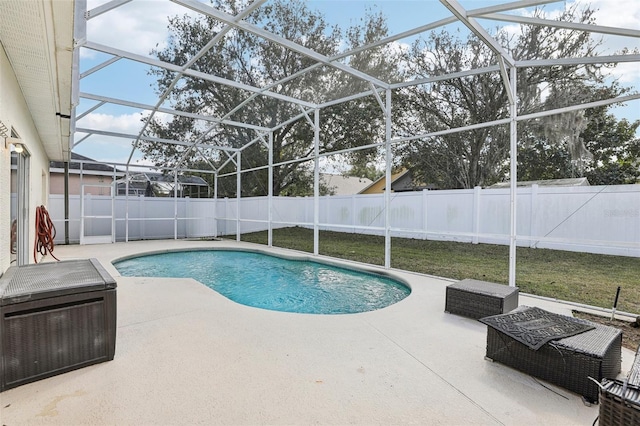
[
  {"left": 0, "top": 45, "right": 10, "bottom": 273},
  {"left": 0, "top": 43, "right": 52, "bottom": 274},
  {"left": 50, "top": 171, "right": 113, "bottom": 195},
  {"left": 359, "top": 170, "right": 407, "bottom": 194}
]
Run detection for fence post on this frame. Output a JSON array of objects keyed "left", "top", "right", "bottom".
[
  {"left": 422, "top": 189, "right": 428, "bottom": 240},
  {"left": 140, "top": 195, "right": 145, "bottom": 241},
  {"left": 473, "top": 186, "right": 481, "bottom": 244},
  {"left": 529, "top": 184, "right": 538, "bottom": 248},
  {"left": 225, "top": 197, "right": 229, "bottom": 237},
  {"left": 185, "top": 195, "right": 190, "bottom": 239}
]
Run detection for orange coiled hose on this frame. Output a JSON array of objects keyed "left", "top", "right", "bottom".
[{"left": 34, "top": 205, "right": 59, "bottom": 263}]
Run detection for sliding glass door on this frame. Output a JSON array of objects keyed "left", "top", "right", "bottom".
[{"left": 9, "top": 148, "right": 29, "bottom": 265}]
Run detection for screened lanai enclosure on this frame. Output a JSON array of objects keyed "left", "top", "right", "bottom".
[{"left": 69, "top": 0, "right": 640, "bottom": 286}]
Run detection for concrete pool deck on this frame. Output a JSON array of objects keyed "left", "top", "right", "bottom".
[{"left": 1, "top": 239, "right": 635, "bottom": 425}]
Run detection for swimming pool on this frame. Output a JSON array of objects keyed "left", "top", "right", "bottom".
[{"left": 114, "top": 250, "right": 410, "bottom": 314}]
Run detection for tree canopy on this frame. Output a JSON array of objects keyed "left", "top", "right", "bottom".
[
  {"left": 395, "top": 5, "right": 636, "bottom": 189},
  {"left": 140, "top": 2, "right": 637, "bottom": 195},
  {"left": 519, "top": 85, "right": 640, "bottom": 184},
  {"left": 140, "top": 0, "right": 401, "bottom": 197}
]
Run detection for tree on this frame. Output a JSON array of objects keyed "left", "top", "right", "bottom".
[
  {"left": 395, "top": 5, "right": 623, "bottom": 189},
  {"left": 346, "top": 162, "right": 383, "bottom": 182},
  {"left": 140, "top": 0, "right": 401, "bottom": 196},
  {"left": 518, "top": 85, "right": 640, "bottom": 184}
]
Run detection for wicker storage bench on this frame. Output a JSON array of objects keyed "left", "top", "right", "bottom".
[
  {"left": 483, "top": 307, "right": 621, "bottom": 403},
  {"left": 0, "top": 259, "right": 117, "bottom": 392},
  {"left": 599, "top": 345, "right": 640, "bottom": 425},
  {"left": 445, "top": 279, "right": 518, "bottom": 319}
]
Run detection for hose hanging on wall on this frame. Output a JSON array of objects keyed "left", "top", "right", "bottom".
[{"left": 34, "top": 205, "right": 59, "bottom": 263}]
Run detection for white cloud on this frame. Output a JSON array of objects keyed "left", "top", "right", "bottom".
[
  {"left": 539, "top": 1, "right": 640, "bottom": 82},
  {"left": 74, "top": 110, "right": 187, "bottom": 165},
  {"left": 83, "top": 0, "right": 201, "bottom": 58},
  {"left": 77, "top": 112, "right": 146, "bottom": 134},
  {"left": 74, "top": 112, "right": 145, "bottom": 163},
  {"left": 584, "top": 0, "right": 640, "bottom": 83},
  {"left": 585, "top": 0, "right": 640, "bottom": 30},
  {"left": 497, "top": 2, "right": 640, "bottom": 86}
]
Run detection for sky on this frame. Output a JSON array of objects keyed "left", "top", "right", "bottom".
[{"left": 75, "top": 0, "right": 640, "bottom": 167}]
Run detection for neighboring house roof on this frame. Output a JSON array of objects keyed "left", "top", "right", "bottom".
[
  {"left": 390, "top": 170, "right": 437, "bottom": 192},
  {"left": 359, "top": 170, "right": 408, "bottom": 194},
  {"left": 488, "top": 177, "right": 590, "bottom": 188},
  {"left": 115, "top": 172, "right": 210, "bottom": 197},
  {"left": 320, "top": 174, "right": 373, "bottom": 195},
  {"left": 50, "top": 152, "right": 120, "bottom": 174},
  {"left": 119, "top": 172, "right": 209, "bottom": 186},
  {"left": 359, "top": 169, "right": 435, "bottom": 194}
]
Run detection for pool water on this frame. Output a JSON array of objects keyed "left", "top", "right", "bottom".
[{"left": 114, "top": 250, "right": 410, "bottom": 314}]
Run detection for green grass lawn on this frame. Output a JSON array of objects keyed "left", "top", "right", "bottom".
[{"left": 228, "top": 226, "right": 640, "bottom": 314}]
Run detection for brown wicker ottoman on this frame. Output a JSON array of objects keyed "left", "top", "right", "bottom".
[
  {"left": 482, "top": 307, "right": 621, "bottom": 403},
  {"left": 599, "top": 345, "right": 640, "bottom": 425},
  {"left": 0, "top": 259, "right": 117, "bottom": 392},
  {"left": 445, "top": 279, "right": 518, "bottom": 319}
]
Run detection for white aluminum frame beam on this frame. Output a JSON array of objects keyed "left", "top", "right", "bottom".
[
  {"left": 313, "top": 108, "right": 320, "bottom": 256},
  {"left": 215, "top": 1, "right": 557, "bottom": 121},
  {"left": 391, "top": 65, "right": 502, "bottom": 90},
  {"left": 79, "top": 92, "right": 268, "bottom": 132},
  {"left": 440, "top": 0, "right": 515, "bottom": 67},
  {"left": 75, "top": 127, "right": 238, "bottom": 152},
  {"left": 517, "top": 54, "right": 640, "bottom": 68},
  {"left": 80, "top": 57, "right": 121, "bottom": 79},
  {"left": 85, "top": 0, "right": 132, "bottom": 20},
  {"left": 128, "top": 0, "right": 268, "bottom": 167},
  {"left": 236, "top": 150, "right": 241, "bottom": 242},
  {"left": 268, "top": 132, "right": 274, "bottom": 247},
  {"left": 508, "top": 66, "right": 518, "bottom": 288},
  {"left": 171, "top": 0, "right": 391, "bottom": 89},
  {"left": 479, "top": 13, "right": 640, "bottom": 39},
  {"left": 384, "top": 89, "right": 392, "bottom": 269},
  {"left": 82, "top": 41, "right": 317, "bottom": 109}
]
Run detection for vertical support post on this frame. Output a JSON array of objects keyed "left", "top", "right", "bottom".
[
  {"left": 79, "top": 161, "right": 84, "bottom": 245},
  {"left": 111, "top": 169, "right": 115, "bottom": 243},
  {"left": 422, "top": 189, "right": 428, "bottom": 240},
  {"left": 508, "top": 66, "right": 518, "bottom": 287},
  {"left": 268, "top": 132, "right": 274, "bottom": 247},
  {"left": 213, "top": 173, "right": 218, "bottom": 238},
  {"left": 125, "top": 166, "right": 129, "bottom": 242},
  {"left": 112, "top": 165, "right": 117, "bottom": 242},
  {"left": 225, "top": 197, "right": 229, "bottom": 238},
  {"left": 236, "top": 151, "right": 241, "bottom": 242},
  {"left": 139, "top": 192, "right": 145, "bottom": 240},
  {"left": 473, "top": 186, "right": 481, "bottom": 244},
  {"left": 529, "top": 184, "right": 538, "bottom": 248},
  {"left": 80, "top": 187, "right": 85, "bottom": 246},
  {"left": 384, "top": 89, "right": 392, "bottom": 269},
  {"left": 64, "top": 161, "right": 70, "bottom": 244},
  {"left": 351, "top": 194, "right": 356, "bottom": 233},
  {"left": 173, "top": 168, "right": 178, "bottom": 240},
  {"left": 313, "top": 108, "right": 320, "bottom": 256}
]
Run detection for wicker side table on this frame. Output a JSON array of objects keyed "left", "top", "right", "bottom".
[
  {"left": 445, "top": 279, "right": 518, "bottom": 319},
  {"left": 0, "top": 259, "right": 117, "bottom": 392},
  {"left": 599, "top": 345, "right": 640, "bottom": 425}
]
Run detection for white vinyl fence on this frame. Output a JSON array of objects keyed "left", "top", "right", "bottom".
[{"left": 49, "top": 184, "right": 640, "bottom": 257}]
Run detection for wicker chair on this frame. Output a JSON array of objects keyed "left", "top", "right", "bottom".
[{"left": 598, "top": 344, "right": 640, "bottom": 425}]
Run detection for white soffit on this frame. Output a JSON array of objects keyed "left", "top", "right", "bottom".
[{"left": 0, "top": 0, "right": 74, "bottom": 162}]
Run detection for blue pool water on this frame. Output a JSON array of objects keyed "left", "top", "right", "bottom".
[{"left": 114, "top": 250, "right": 410, "bottom": 314}]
